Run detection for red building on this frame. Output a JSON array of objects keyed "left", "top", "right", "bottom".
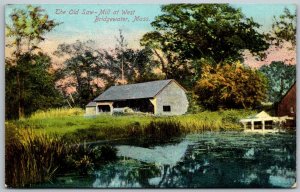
[{"left": 277, "top": 83, "right": 296, "bottom": 128}]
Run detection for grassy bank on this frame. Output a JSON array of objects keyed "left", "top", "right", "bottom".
[
  {"left": 10, "top": 108, "right": 256, "bottom": 142},
  {"left": 5, "top": 108, "right": 256, "bottom": 187}
]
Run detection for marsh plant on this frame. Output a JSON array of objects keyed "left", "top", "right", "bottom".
[
  {"left": 63, "top": 143, "right": 118, "bottom": 176},
  {"left": 143, "top": 120, "right": 182, "bottom": 140},
  {"left": 5, "top": 124, "right": 67, "bottom": 187},
  {"left": 5, "top": 108, "right": 257, "bottom": 187},
  {"left": 5, "top": 123, "right": 117, "bottom": 188},
  {"left": 29, "top": 108, "right": 84, "bottom": 120}
]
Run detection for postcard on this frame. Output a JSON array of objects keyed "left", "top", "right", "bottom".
[{"left": 4, "top": 3, "right": 296, "bottom": 188}]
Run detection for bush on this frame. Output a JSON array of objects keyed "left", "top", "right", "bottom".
[
  {"left": 186, "top": 92, "right": 204, "bottom": 114},
  {"left": 195, "top": 62, "right": 267, "bottom": 110}
]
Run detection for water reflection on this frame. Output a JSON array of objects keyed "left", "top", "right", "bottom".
[
  {"left": 47, "top": 132, "right": 297, "bottom": 188},
  {"left": 116, "top": 141, "right": 191, "bottom": 165}
]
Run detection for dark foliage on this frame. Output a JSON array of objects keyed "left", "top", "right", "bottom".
[
  {"left": 143, "top": 120, "right": 182, "bottom": 140},
  {"left": 259, "top": 61, "right": 296, "bottom": 103},
  {"left": 5, "top": 53, "right": 64, "bottom": 119},
  {"left": 141, "top": 4, "right": 269, "bottom": 87}
]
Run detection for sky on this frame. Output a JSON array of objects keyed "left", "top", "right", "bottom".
[{"left": 5, "top": 4, "right": 297, "bottom": 67}]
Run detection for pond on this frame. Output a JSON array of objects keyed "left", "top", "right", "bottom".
[{"left": 38, "top": 132, "right": 296, "bottom": 188}]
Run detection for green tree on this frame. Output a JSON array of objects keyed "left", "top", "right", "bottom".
[
  {"left": 194, "top": 62, "right": 267, "bottom": 110},
  {"left": 106, "top": 30, "right": 162, "bottom": 84},
  {"left": 271, "top": 8, "right": 296, "bottom": 47},
  {"left": 54, "top": 34, "right": 161, "bottom": 107},
  {"left": 108, "top": 47, "right": 162, "bottom": 84},
  {"left": 141, "top": 4, "right": 269, "bottom": 88},
  {"left": 5, "top": 53, "right": 64, "bottom": 119},
  {"left": 54, "top": 40, "right": 112, "bottom": 108},
  {"left": 259, "top": 61, "right": 296, "bottom": 103},
  {"left": 6, "top": 5, "right": 59, "bottom": 56},
  {"left": 5, "top": 5, "right": 61, "bottom": 119}
]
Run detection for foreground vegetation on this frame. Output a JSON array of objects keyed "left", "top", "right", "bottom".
[
  {"left": 6, "top": 108, "right": 256, "bottom": 187},
  {"left": 11, "top": 108, "right": 257, "bottom": 141},
  {"left": 5, "top": 123, "right": 117, "bottom": 188}
]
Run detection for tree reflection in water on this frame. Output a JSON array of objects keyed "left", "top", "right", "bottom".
[
  {"left": 41, "top": 132, "right": 295, "bottom": 188},
  {"left": 92, "top": 133, "right": 295, "bottom": 188}
]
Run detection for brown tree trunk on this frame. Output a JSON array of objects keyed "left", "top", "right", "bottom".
[
  {"left": 16, "top": 72, "right": 25, "bottom": 119},
  {"left": 153, "top": 49, "right": 168, "bottom": 77}
]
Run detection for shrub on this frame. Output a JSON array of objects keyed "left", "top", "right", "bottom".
[
  {"left": 126, "top": 122, "right": 143, "bottom": 138},
  {"left": 186, "top": 92, "right": 204, "bottom": 114},
  {"left": 195, "top": 62, "right": 267, "bottom": 110}
]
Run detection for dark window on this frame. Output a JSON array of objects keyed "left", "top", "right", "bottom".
[
  {"left": 265, "top": 121, "right": 274, "bottom": 130},
  {"left": 163, "top": 105, "right": 171, "bottom": 112},
  {"left": 98, "top": 105, "right": 111, "bottom": 112},
  {"left": 254, "top": 121, "right": 262, "bottom": 130}
]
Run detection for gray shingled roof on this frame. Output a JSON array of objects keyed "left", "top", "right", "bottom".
[
  {"left": 94, "top": 79, "right": 173, "bottom": 101},
  {"left": 86, "top": 101, "right": 97, "bottom": 107}
]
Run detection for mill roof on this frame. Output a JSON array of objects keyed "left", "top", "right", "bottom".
[
  {"left": 86, "top": 101, "right": 97, "bottom": 107},
  {"left": 94, "top": 79, "right": 182, "bottom": 101}
]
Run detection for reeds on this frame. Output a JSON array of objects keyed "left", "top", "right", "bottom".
[
  {"left": 5, "top": 123, "right": 117, "bottom": 188},
  {"left": 5, "top": 108, "right": 256, "bottom": 187},
  {"left": 29, "top": 108, "right": 84, "bottom": 120},
  {"left": 20, "top": 108, "right": 256, "bottom": 142},
  {"left": 5, "top": 124, "right": 67, "bottom": 187},
  {"left": 143, "top": 119, "right": 182, "bottom": 140}
]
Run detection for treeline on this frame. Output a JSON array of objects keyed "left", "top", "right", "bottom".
[{"left": 5, "top": 4, "right": 296, "bottom": 119}]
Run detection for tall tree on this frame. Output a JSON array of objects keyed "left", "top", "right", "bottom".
[
  {"left": 54, "top": 40, "right": 112, "bottom": 107},
  {"left": 5, "top": 5, "right": 60, "bottom": 119},
  {"left": 115, "top": 29, "right": 127, "bottom": 84},
  {"left": 271, "top": 8, "right": 296, "bottom": 48},
  {"left": 259, "top": 61, "right": 296, "bottom": 103},
  {"left": 141, "top": 4, "right": 269, "bottom": 87},
  {"left": 6, "top": 5, "right": 59, "bottom": 56},
  {"left": 6, "top": 53, "right": 64, "bottom": 119},
  {"left": 106, "top": 30, "right": 162, "bottom": 84},
  {"left": 107, "top": 47, "right": 162, "bottom": 84}
]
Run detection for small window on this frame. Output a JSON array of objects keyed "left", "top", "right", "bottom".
[{"left": 163, "top": 106, "right": 171, "bottom": 112}]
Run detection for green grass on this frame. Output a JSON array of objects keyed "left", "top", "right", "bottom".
[
  {"left": 5, "top": 122, "right": 118, "bottom": 188},
  {"left": 175, "top": 109, "right": 256, "bottom": 132},
  {"left": 5, "top": 108, "right": 256, "bottom": 187},
  {"left": 10, "top": 108, "right": 256, "bottom": 142},
  {"left": 5, "top": 125, "right": 67, "bottom": 187},
  {"left": 29, "top": 108, "right": 85, "bottom": 120},
  {"left": 21, "top": 114, "right": 154, "bottom": 135}
]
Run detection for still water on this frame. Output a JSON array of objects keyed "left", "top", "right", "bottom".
[{"left": 40, "top": 132, "right": 296, "bottom": 188}]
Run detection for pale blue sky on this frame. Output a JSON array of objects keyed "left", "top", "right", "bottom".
[
  {"left": 5, "top": 4, "right": 296, "bottom": 49},
  {"left": 232, "top": 4, "right": 296, "bottom": 32}
]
